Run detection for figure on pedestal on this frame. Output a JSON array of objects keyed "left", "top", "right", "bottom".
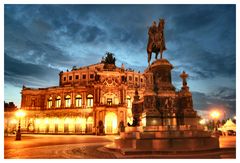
[
  {"left": 147, "top": 19, "right": 167, "bottom": 66},
  {"left": 128, "top": 87, "right": 143, "bottom": 127},
  {"left": 97, "top": 120, "right": 105, "bottom": 135},
  {"left": 118, "top": 120, "right": 125, "bottom": 133},
  {"left": 180, "top": 71, "right": 188, "bottom": 87},
  {"left": 180, "top": 71, "right": 190, "bottom": 93},
  {"left": 108, "top": 19, "right": 219, "bottom": 153}
]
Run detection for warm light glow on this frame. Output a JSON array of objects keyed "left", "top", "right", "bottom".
[
  {"left": 126, "top": 96, "right": 131, "bottom": 108},
  {"left": 75, "top": 95, "right": 82, "bottom": 107},
  {"left": 210, "top": 111, "right": 220, "bottom": 119},
  {"left": 87, "top": 94, "right": 93, "bottom": 107},
  {"left": 10, "top": 119, "right": 18, "bottom": 124},
  {"left": 76, "top": 118, "right": 81, "bottom": 124},
  {"left": 142, "top": 117, "right": 146, "bottom": 127},
  {"left": 65, "top": 95, "right": 71, "bottom": 107},
  {"left": 47, "top": 97, "right": 53, "bottom": 108},
  {"left": 105, "top": 112, "right": 118, "bottom": 134},
  {"left": 55, "top": 96, "right": 61, "bottom": 108},
  {"left": 233, "top": 116, "right": 236, "bottom": 120},
  {"left": 65, "top": 118, "right": 72, "bottom": 124},
  {"left": 15, "top": 110, "right": 26, "bottom": 118},
  {"left": 35, "top": 119, "right": 41, "bottom": 124},
  {"left": 152, "top": 119, "right": 157, "bottom": 125},
  {"left": 45, "top": 119, "right": 49, "bottom": 124},
  {"left": 199, "top": 119, "right": 206, "bottom": 125},
  {"left": 54, "top": 118, "right": 59, "bottom": 124}
]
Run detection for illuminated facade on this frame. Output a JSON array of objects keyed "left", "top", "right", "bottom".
[{"left": 5, "top": 54, "right": 145, "bottom": 134}]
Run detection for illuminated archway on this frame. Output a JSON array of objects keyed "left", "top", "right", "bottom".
[
  {"left": 76, "top": 117, "right": 86, "bottom": 133},
  {"left": 105, "top": 112, "right": 118, "bottom": 134},
  {"left": 86, "top": 117, "right": 94, "bottom": 133}
]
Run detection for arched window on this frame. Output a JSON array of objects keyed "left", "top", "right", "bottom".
[
  {"left": 55, "top": 96, "right": 61, "bottom": 108},
  {"left": 75, "top": 95, "right": 82, "bottom": 107},
  {"left": 65, "top": 95, "right": 71, "bottom": 107},
  {"left": 87, "top": 94, "right": 93, "bottom": 107},
  {"left": 126, "top": 96, "right": 131, "bottom": 108},
  {"left": 47, "top": 97, "right": 52, "bottom": 108},
  {"left": 86, "top": 117, "right": 94, "bottom": 133}
]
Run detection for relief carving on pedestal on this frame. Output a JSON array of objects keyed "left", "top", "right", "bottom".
[{"left": 164, "top": 97, "right": 175, "bottom": 109}]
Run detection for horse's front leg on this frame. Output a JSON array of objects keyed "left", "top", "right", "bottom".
[
  {"left": 148, "top": 52, "right": 152, "bottom": 64},
  {"left": 155, "top": 52, "right": 159, "bottom": 60}
]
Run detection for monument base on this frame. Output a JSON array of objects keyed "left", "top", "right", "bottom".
[{"left": 106, "top": 126, "right": 219, "bottom": 155}]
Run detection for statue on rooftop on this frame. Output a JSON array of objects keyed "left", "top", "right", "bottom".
[{"left": 147, "top": 19, "right": 167, "bottom": 65}]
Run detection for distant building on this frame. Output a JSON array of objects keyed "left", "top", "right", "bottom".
[
  {"left": 5, "top": 53, "right": 145, "bottom": 134},
  {"left": 4, "top": 101, "right": 17, "bottom": 112}
]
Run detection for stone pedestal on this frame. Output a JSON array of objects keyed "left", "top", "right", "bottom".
[
  {"left": 106, "top": 58, "right": 219, "bottom": 154},
  {"left": 108, "top": 126, "right": 219, "bottom": 154}
]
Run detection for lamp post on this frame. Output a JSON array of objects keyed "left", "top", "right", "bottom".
[
  {"left": 15, "top": 109, "right": 26, "bottom": 141},
  {"left": 210, "top": 110, "right": 220, "bottom": 131}
]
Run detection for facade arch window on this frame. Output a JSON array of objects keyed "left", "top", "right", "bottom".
[
  {"left": 55, "top": 96, "right": 61, "bottom": 108},
  {"left": 75, "top": 95, "right": 82, "bottom": 107},
  {"left": 129, "top": 76, "right": 132, "bottom": 81},
  {"left": 105, "top": 112, "right": 118, "bottom": 134},
  {"left": 126, "top": 96, "right": 131, "bottom": 108},
  {"left": 87, "top": 94, "right": 93, "bottom": 108},
  {"left": 65, "top": 95, "right": 71, "bottom": 107},
  {"left": 107, "top": 98, "right": 112, "bottom": 106},
  {"left": 86, "top": 117, "right": 94, "bottom": 133},
  {"left": 47, "top": 97, "right": 52, "bottom": 108}
]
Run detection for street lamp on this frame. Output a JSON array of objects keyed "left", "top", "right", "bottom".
[
  {"left": 199, "top": 119, "right": 206, "bottom": 125},
  {"left": 210, "top": 111, "right": 220, "bottom": 119},
  {"left": 15, "top": 109, "right": 26, "bottom": 141},
  {"left": 210, "top": 110, "right": 220, "bottom": 131}
]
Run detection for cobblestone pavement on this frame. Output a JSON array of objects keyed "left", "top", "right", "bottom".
[
  {"left": 4, "top": 135, "right": 116, "bottom": 159},
  {"left": 5, "top": 142, "right": 116, "bottom": 159},
  {"left": 219, "top": 136, "right": 236, "bottom": 148},
  {"left": 4, "top": 135, "right": 236, "bottom": 159}
]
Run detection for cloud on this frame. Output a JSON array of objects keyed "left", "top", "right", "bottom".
[
  {"left": 4, "top": 5, "right": 236, "bottom": 117},
  {"left": 169, "top": 39, "right": 235, "bottom": 80},
  {"left": 4, "top": 53, "right": 59, "bottom": 87},
  {"left": 192, "top": 87, "right": 236, "bottom": 118}
]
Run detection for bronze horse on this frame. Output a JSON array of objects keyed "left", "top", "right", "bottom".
[{"left": 147, "top": 19, "right": 166, "bottom": 66}]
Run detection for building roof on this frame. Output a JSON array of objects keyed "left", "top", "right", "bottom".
[{"left": 218, "top": 119, "right": 236, "bottom": 132}]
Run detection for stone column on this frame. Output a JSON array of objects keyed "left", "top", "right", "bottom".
[
  {"left": 83, "top": 92, "right": 86, "bottom": 108},
  {"left": 98, "top": 88, "right": 100, "bottom": 104},
  {"left": 71, "top": 91, "right": 74, "bottom": 108}
]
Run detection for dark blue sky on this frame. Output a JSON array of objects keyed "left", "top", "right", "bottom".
[{"left": 4, "top": 4, "right": 236, "bottom": 118}]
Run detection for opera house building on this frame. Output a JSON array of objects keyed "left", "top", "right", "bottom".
[{"left": 5, "top": 53, "right": 145, "bottom": 135}]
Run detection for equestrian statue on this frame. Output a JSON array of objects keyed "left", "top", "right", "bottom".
[{"left": 147, "top": 19, "right": 167, "bottom": 66}]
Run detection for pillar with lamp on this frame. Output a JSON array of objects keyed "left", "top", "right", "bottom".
[{"left": 15, "top": 109, "right": 26, "bottom": 141}]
